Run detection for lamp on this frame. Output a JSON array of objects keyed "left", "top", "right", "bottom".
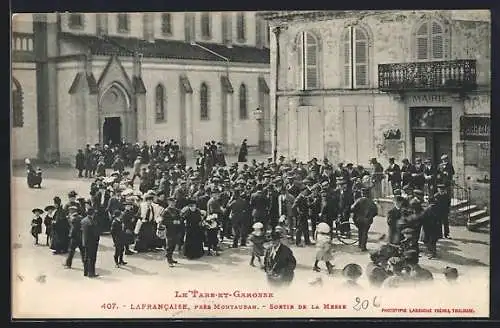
[{"left": 253, "top": 107, "right": 264, "bottom": 121}]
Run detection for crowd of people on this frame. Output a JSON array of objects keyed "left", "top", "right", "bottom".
[{"left": 27, "top": 138, "right": 457, "bottom": 288}]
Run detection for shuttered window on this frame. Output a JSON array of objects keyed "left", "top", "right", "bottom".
[
  {"left": 236, "top": 12, "right": 246, "bottom": 41},
  {"left": 296, "top": 31, "right": 319, "bottom": 90},
  {"left": 117, "top": 13, "right": 130, "bottom": 33},
  {"left": 185, "top": 13, "right": 195, "bottom": 42},
  {"left": 222, "top": 13, "right": 232, "bottom": 44},
  {"left": 200, "top": 83, "right": 209, "bottom": 120},
  {"left": 343, "top": 26, "right": 369, "bottom": 89},
  {"left": 161, "top": 13, "right": 172, "bottom": 35},
  {"left": 415, "top": 20, "right": 445, "bottom": 60}
]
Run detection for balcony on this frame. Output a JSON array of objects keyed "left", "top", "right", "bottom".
[{"left": 378, "top": 59, "right": 477, "bottom": 92}]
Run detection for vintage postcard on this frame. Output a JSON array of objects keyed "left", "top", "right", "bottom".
[{"left": 11, "top": 10, "right": 490, "bottom": 319}]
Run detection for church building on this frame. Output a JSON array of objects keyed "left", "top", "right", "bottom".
[{"left": 12, "top": 12, "right": 271, "bottom": 164}]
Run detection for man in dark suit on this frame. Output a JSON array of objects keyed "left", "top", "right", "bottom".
[
  {"left": 411, "top": 158, "right": 426, "bottom": 191},
  {"left": 292, "top": 187, "right": 311, "bottom": 246},
  {"left": 350, "top": 188, "right": 378, "bottom": 252},
  {"left": 264, "top": 231, "right": 296, "bottom": 287},
  {"left": 385, "top": 157, "right": 401, "bottom": 194},
  {"left": 161, "top": 197, "right": 183, "bottom": 267},
  {"left": 64, "top": 207, "right": 85, "bottom": 269},
  {"left": 250, "top": 183, "right": 269, "bottom": 230},
  {"left": 94, "top": 185, "right": 111, "bottom": 233},
  {"left": 75, "top": 149, "right": 85, "bottom": 178},
  {"left": 338, "top": 179, "right": 354, "bottom": 235},
  {"left": 110, "top": 209, "right": 127, "bottom": 268},
  {"left": 423, "top": 158, "right": 437, "bottom": 197},
  {"left": 81, "top": 208, "right": 100, "bottom": 278},
  {"left": 386, "top": 195, "right": 404, "bottom": 245},
  {"left": 227, "top": 188, "right": 250, "bottom": 248},
  {"left": 437, "top": 154, "right": 455, "bottom": 188},
  {"left": 434, "top": 184, "right": 452, "bottom": 239},
  {"left": 401, "top": 159, "right": 414, "bottom": 189}
]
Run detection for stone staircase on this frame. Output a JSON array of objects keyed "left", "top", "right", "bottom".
[{"left": 375, "top": 196, "right": 489, "bottom": 231}]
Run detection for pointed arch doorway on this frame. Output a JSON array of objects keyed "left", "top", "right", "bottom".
[{"left": 99, "top": 82, "right": 136, "bottom": 146}]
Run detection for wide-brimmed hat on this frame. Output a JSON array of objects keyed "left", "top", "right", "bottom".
[
  {"left": 32, "top": 208, "right": 44, "bottom": 215},
  {"left": 44, "top": 205, "right": 56, "bottom": 212},
  {"left": 270, "top": 231, "right": 283, "bottom": 241}
]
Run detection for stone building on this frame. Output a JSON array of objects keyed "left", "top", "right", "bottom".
[
  {"left": 11, "top": 12, "right": 271, "bottom": 164},
  {"left": 262, "top": 10, "right": 490, "bottom": 203}
]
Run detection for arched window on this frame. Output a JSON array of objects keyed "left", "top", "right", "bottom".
[
  {"left": 239, "top": 84, "right": 248, "bottom": 120},
  {"left": 297, "top": 31, "right": 319, "bottom": 90},
  {"left": 236, "top": 12, "right": 246, "bottom": 41},
  {"left": 201, "top": 12, "right": 211, "bottom": 39},
  {"left": 117, "top": 13, "right": 130, "bottom": 33},
  {"left": 343, "top": 25, "right": 369, "bottom": 89},
  {"left": 155, "top": 84, "right": 166, "bottom": 122},
  {"left": 200, "top": 83, "right": 209, "bottom": 120},
  {"left": 416, "top": 20, "right": 445, "bottom": 60},
  {"left": 12, "top": 78, "right": 23, "bottom": 128}
]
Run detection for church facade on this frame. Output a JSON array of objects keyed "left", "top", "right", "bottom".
[
  {"left": 12, "top": 12, "right": 271, "bottom": 164},
  {"left": 263, "top": 10, "right": 490, "bottom": 201}
]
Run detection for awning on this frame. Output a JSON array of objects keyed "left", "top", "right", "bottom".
[
  {"left": 180, "top": 75, "right": 193, "bottom": 94},
  {"left": 221, "top": 75, "right": 234, "bottom": 93},
  {"left": 258, "top": 76, "right": 270, "bottom": 93}
]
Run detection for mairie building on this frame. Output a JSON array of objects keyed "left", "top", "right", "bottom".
[
  {"left": 262, "top": 10, "right": 490, "bottom": 207},
  {"left": 11, "top": 12, "right": 272, "bottom": 165}
]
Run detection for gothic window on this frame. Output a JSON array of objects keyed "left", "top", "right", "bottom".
[
  {"left": 68, "top": 13, "right": 84, "bottom": 29},
  {"left": 343, "top": 25, "right": 369, "bottom": 89},
  {"left": 117, "top": 13, "right": 130, "bottom": 33},
  {"left": 201, "top": 12, "right": 211, "bottom": 39},
  {"left": 200, "top": 83, "right": 209, "bottom": 120},
  {"left": 416, "top": 20, "right": 445, "bottom": 60},
  {"left": 155, "top": 84, "right": 166, "bottom": 122},
  {"left": 296, "top": 31, "right": 319, "bottom": 90},
  {"left": 12, "top": 78, "right": 23, "bottom": 128},
  {"left": 236, "top": 12, "right": 246, "bottom": 42},
  {"left": 161, "top": 13, "right": 172, "bottom": 35},
  {"left": 239, "top": 84, "right": 248, "bottom": 119}
]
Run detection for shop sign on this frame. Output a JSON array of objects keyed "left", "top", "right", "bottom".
[{"left": 460, "top": 116, "right": 490, "bottom": 141}]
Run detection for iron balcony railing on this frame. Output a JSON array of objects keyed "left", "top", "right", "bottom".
[{"left": 378, "top": 59, "right": 477, "bottom": 92}]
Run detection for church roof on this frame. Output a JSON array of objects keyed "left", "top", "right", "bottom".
[{"left": 59, "top": 33, "right": 270, "bottom": 65}]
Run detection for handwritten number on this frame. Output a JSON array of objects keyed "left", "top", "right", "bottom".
[{"left": 353, "top": 297, "right": 380, "bottom": 311}]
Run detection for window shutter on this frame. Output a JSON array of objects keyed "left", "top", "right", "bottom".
[
  {"left": 354, "top": 33, "right": 368, "bottom": 87},
  {"left": 201, "top": 13, "right": 211, "bottom": 38},
  {"left": 343, "top": 29, "right": 352, "bottom": 88},
  {"left": 432, "top": 35, "right": 443, "bottom": 59},
  {"left": 161, "top": 13, "right": 171, "bottom": 35},
  {"left": 297, "top": 33, "right": 304, "bottom": 90},
  {"left": 416, "top": 36, "right": 428, "bottom": 60},
  {"left": 305, "top": 34, "right": 318, "bottom": 89}
]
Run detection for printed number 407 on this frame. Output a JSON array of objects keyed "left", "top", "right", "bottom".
[
  {"left": 353, "top": 297, "right": 380, "bottom": 311},
  {"left": 101, "top": 303, "right": 117, "bottom": 310}
]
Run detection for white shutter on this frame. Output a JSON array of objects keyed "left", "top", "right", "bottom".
[
  {"left": 343, "top": 28, "right": 352, "bottom": 88},
  {"left": 417, "top": 37, "right": 428, "bottom": 60},
  {"left": 297, "top": 33, "right": 304, "bottom": 90},
  {"left": 305, "top": 33, "right": 318, "bottom": 89}
]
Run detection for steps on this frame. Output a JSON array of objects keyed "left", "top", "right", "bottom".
[{"left": 449, "top": 198, "right": 489, "bottom": 231}]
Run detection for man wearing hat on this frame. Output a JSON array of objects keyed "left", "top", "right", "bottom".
[
  {"left": 342, "top": 263, "right": 363, "bottom": 288},
  {"left": 337, "top": 178, "right": 354, "bottom": 236},
  {"left": 401, "top": 159, "right": 414, "bottom": 189},
  {"left": 250, "top": 183, "right": 270, "bottom": 232},
  {"left": 161, "top": 196, "right": 183, "bottom": 266},
  {"left": 63, "top": 191, "right": 82, "bottom": 218},
  {"left": 238, "top": 139, "right": 248, "bottom": 163},
  {"left": 437, "top": 153, "right": 455, "bottom": 188},
  {"left": 420, "top": 196, "right": 441, "bottom": 259},
  {"left": 110, "top": 209, "right": 128, "bottom": 268},
  {"left": 264, "top": 230, "right": 296, "bottom": 287},
  {"left": 385, "top": 157, "right": 401, "bottom": 195},
  {"left": 350, "top": 188, "right": 378, "bottom": 252},
  {"left": 227, "top": 188, "right": 250, "bottom": 248},
  {"left": 369, "top": 158, "right": 384, "bottom": 199},
  {"left": 434, "top": 184, "right": 451, "bottom": 239},
  {"left": 64, "top": 206, "right": 85, "bottom": 269},
  {"left": 387, "top": 196, "right": 404, "bottom": 245},
  {"left": 292, "top": 187, "right": 312, "bottom": 247},
  {"left": 81, "top": 207, "right": 100, "bottom": 277},
  {"left": 423, "top": 158, "right": 436, "bottom": 197},
  {"left": 411, "top": 158, "right": 425, "bottom": 191}
]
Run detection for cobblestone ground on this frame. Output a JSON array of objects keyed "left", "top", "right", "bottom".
[{"left": 11, "top": 168, "right": 490, "bottom": 318}]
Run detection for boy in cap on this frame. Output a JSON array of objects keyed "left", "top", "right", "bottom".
[
  {"left": 31, "top": 208, "right": 44, "bottom": 245},
  {"left": 110, "top": 209, "right": 127, "bottom": 267},
  {"left": 249, "top": 222, "right": 266, "bottom": 268},
  {"left": 43, "top": 205, "right": 56, "bottom": 246},
  {"left": 64, "top": 206, "right": 85, "bottom": 269}
]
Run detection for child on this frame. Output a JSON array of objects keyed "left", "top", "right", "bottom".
[
  {"left": 43, "top": 205, "right": 56, "bottom": 246},
  {"left": 313, "top": 222, "right": 334, "bottom": 274},
  {"left": 248, "top": 222, "right": 266, "bottom": 268},
  {"left": 204, "top": 214, "right": 220, "bottom": 256},
  {"left": 342, "top": 263, "right": 363, "bottom": 289},
  {"left": 31, "top": 208, "right": 44, "bottom": 245}
]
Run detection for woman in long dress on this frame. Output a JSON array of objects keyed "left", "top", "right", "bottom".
[
  {"left": 50, "top": 197, "right": 70, "bottom": 254},
  {"left": 182, "top": 200, "right": 205, "bottom": 259}
]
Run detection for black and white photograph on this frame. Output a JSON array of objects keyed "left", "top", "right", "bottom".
[{"left": 11, "top": 10, "right": 491, "bottom": 318}]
